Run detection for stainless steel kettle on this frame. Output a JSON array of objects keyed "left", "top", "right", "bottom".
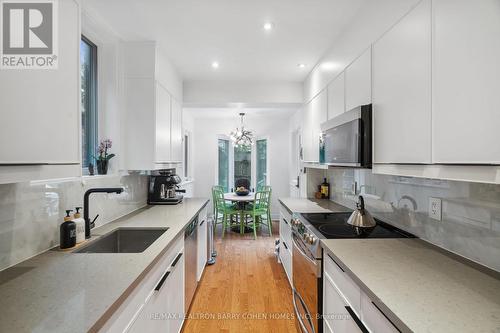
[{"left": 347, "top": 195, "right": 376, "bottom": 228}]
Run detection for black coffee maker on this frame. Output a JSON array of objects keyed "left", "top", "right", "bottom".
[{"left": 148, "top": 169, "right": 186, "bottom": 205}]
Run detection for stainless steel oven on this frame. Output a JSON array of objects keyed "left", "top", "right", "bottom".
[{"left": 292, "top": 222, "right": 322, "bottom": 333}]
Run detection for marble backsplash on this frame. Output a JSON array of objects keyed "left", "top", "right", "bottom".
[
  {"left": 0, "top": 172, "right": 148, "bottom": 271},
  {"left": 307, "top": 168, "right": 500, "bottom": 272}
]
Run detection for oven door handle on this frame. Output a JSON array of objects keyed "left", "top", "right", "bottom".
[
  {"left": 292, "top": 288, "right": 316, "bottom": 333},
  {"left": 292, "top": 234, "right": 317, "bottom": 265}
]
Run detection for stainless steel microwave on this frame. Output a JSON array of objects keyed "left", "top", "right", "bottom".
[{"left": 320, "top": 104, "right": 372, "bottom": 168}]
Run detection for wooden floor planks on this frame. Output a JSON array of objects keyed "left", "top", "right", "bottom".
[{"left": 182, "top": 221, "right": 300, "bottom": 333}]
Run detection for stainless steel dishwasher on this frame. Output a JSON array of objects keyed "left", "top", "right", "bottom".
[{"left": 184, "top": 216, "right": 198, "bottom": 312}]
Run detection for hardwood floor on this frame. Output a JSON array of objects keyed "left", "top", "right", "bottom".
[{"left": 182, "top": 221, "right": 300, "bottom": 333}]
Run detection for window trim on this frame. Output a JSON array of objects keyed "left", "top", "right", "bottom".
[{"left": 81, "top": 35, "right": 98, "bottom": 174}]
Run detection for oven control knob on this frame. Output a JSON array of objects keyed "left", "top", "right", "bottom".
[
  {"left": 307, "top": 235, "right": 316, "bottom": 244},
  {"left": 303, "top": 233, "right": 309, "bottom": 240}
]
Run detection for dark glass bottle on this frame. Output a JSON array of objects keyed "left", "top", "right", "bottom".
[
  {"left": 320, "top": 178, "right": 330, "bottom": 199},
  {"left": 60, "top": 210, "right": 76, "bottom": 249}
]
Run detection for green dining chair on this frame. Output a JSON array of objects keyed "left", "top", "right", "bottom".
[
  {"left": 243, "top": 190, "right": 272, "bottom": 239},
  {"left": 214, "top": 188, "right": 240, "bottom": 238},
  {"left": 212, "top": 185, "right": 224, "bottom": 225}
]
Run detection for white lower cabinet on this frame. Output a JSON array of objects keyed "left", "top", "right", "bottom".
[
  {"left": 197, "top": 206, "right": 208, "bottom": 281},
  {"left": 279, "top": 238, "right": 292, "bottom": 285},
  {"left": 100, "top": 236, "right": 184, "bottom": 333},
  {"left": 360, "top": 293, "right": 399, "bottom": 333},
  {"left": 323, "top": 271, "right": 362, "bottom": 333},
  {"left": 279, "top": 206, "right": 293, "bottom": 286},
  {"left": 323, "top": 252, "right": 402, "bottom": 333}
]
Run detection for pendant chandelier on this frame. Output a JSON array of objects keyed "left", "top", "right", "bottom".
[{"left": 230, "top": 113, "right": 254, "bottom": 148}]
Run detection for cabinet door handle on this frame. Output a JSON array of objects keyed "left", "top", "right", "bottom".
[
  {"left": 200, "top": 220, "right": 205, "bottom": 226},
  {"left": 154, "top": 270, "right": 171, "bottom": 291},
  {"left": 283, "top": 241, "right": 288, "bottom": 250},
  {"left": 283, "top": 218, "right": 289, "bottom": 225},
  {"left": 345, "top": 306, "right": 369, "bottom": 333},
  {"left": 371, "top": 302, "right": 401, "bottom": 332},
  {"left": 171, "top": 252, "right": 183, "bottom": 267},
  {"left": 327, "top": 253, "right": 345, "bottom": 272}
]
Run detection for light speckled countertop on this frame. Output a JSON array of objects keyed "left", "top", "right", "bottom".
[
  {"left": 321, "top": 238, "right": 500, "bottom": 333},
  {"left": 0, "top": 198, "right": 208, "bottom": 333},
  {"left": 279, "top": 197, "right": 352, "bottom": 214}
]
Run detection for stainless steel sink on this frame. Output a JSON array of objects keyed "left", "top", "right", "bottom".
[{"left": 74, "top": 228, "right": 168, "bottom": 253}]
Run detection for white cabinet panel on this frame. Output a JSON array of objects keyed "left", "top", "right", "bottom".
[
  {"left": 361, "top": 293, "right": 399, "bottom": 333},
  {"left": 155, "top": 83, "right": 172, "bottom": 163},
  {"left": 301, "top": 103, "right": 314, "bottom": 162},
  {"left": 324, "top": 253, "right": 361, "bottom": 315},
  {"left": 125, "top": 78, "right": 156, "bottom": 170},
  {"left": 323, "top": 271, "right": 363, "bottom": 333},
  {"left": 373, "top": 0, "right": 432, "bottom": 164},
  {"left": 432, "top": 0, "right": 500, "bottom": 164},
  {"left": 345, "top": 48, "right": 371, "bottom": 111},
  {"left": 197, "top": 207, "right": 208, "bottom": 281},
  {"left": 100, "top": 237, "right": 184, "bottom": 333},
  {"left": 327, "top": 72, "right": 345, "bottom": 120},
  {"left": 170, "top": 98, "right": 183, "bottom": 163},
  {"left": 0, "top": 0, "right": 80, "bottom": 181},
  {"left": 279, "top": 240, "right": 292, "bottom": 286}
]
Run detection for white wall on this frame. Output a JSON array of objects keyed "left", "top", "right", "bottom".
[
  {"left": 184, "top": 80, "right": 303, "bottom": 106},
  {"left": 303, "top": 0, "right": 421, "bottom": 103},
  {"left": 191, "top": 111, "right": 292, "bottom": 217}
]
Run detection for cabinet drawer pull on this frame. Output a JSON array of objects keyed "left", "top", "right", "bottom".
[
  {"left": 283, "top": 241, "right": 288, "bottom": 250},
  {"left": 327, "top": 253, "right": 345, "bottom": 272},
  {"left": 371, "top": 301, "right": 401, "bottom": 332},
  {"left": 154, "top": 270, "right": 171, "bottom": 291},
  {"left": 283, "top": 218, "right": 289, "bottom": 225},
  {"left": 171, "top": 252, "right": 183, "bottom": 267},
  {"left": 200, "top": 220, "right": 205, "bottom": 226},
  {"left": 345, "top": 306, "right": 369, "bottom": 333}
]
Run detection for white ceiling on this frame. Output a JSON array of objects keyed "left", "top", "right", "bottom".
[
  {"left": 82, "top": 0, "right": 366, "bottom": 82},
  {"left": 184, "top": 107, "right": 298, "bottom": 119}
]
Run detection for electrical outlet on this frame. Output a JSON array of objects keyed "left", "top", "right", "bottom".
[{"left": 429, "top": 197, "right": 442, "bottom": 221}]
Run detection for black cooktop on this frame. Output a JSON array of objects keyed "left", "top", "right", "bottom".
[{"left": 301, "top": 212, "right": 414, "bottom": 239}]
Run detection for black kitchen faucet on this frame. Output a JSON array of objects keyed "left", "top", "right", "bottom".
[{"left": 83, "top": 187, "right": 124, "bottom": 239}]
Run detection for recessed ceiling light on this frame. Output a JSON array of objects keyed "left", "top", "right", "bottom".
[
  {"left": 211, "top": 61, "right": 219, "bottom": 69},
  {"left": 263, "top": 22, "right": 274, "bottom": 31},
  {"left": 297, "top": 63, "right": 306, "bottom": 68}
]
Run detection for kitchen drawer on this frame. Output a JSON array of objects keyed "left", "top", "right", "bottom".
[
  {"left": 361, "top": 292, "right": 400, "bottom": 333},
  {"left": 323, "top": 271, "right": 364, "bottom": 333},
  {"left": 279, "top": 239, "right": 292, "bottom": 286},
  {"left": 324, "top": 252, "right": 361, "bottom": 315},
  {"left": 279, "top": 213, "right": 292, "bottom": 245},
  {"left": 280, "top": 205, "right": 292, "bottom": 225},
  {"left": 100, "top": 235, "right": 183, "bottom": 333}
]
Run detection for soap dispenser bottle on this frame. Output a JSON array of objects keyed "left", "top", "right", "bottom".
[
  {"left": 60, "top": 210, "right": 76, "bottom": 249},
  {"left": 73, "top": 207, "right": 85, "bottom": 244}
]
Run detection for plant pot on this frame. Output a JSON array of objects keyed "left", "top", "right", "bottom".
[{"left": 96, "top": 160, "right": 108, "bottom": 175}]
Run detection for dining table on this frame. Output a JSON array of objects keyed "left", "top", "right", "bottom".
[{"left": 224, "top": 192, "right": 255, "bottom": 233}]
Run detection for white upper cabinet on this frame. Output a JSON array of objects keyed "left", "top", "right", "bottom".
[
  {"left": 327, "top": 72, "right": 345, "bottom": 120},
  {"left": 0, "top": 0, "right": 80, "bottom": 182},
  {"left": 170, "top": 98, "right": 183, "bottom": 163},
  {"left": 155, "top": 83, "right": 172, "bottom": 163},
  {"left": 373, "top": 0, "right": 432, "bottom": 164},
  {"left": 123, "top": 42, "right": 183, "bottom": 170},
  {"left": 432, "top": 0, "right": 500, "bottom": 164},
  {"left": 301, "top": 103, "right": 314, "bottom": 162},
  {"left": 345, "top": 48, "right": 372, "bottom": 111},
  {"left": 303, "top": 90, "right": 327, "bottom": 163}
]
